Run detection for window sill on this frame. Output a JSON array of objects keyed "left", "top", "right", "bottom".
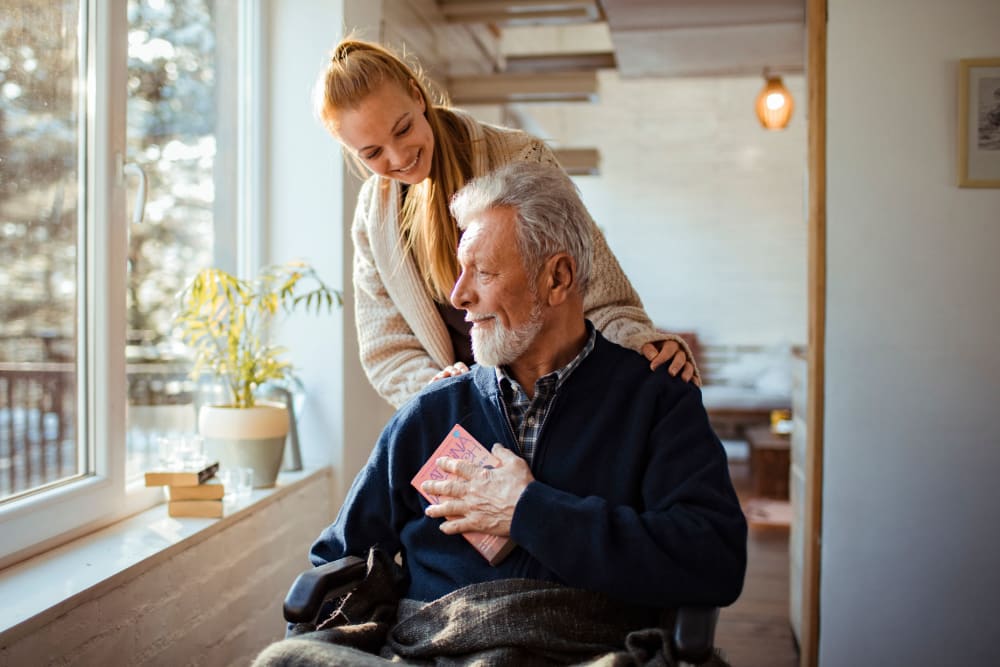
[{"left": 0, "top": 467, "right": 330, "bottom": 646}]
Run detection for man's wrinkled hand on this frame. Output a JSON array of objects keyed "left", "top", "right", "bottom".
[{"left": 422, "top": 444, "right": 533, "bottom": 537}]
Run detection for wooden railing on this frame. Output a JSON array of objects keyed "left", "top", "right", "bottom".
[
  {"left": 0, "top": 359, "right": 196, "bottom": 501},
  {"left": 0, "top": 361, "right": 76, "bottom": 500}
]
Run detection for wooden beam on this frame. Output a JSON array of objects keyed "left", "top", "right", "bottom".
[
  {"left": 601, "top": 0, "right": 803, "bottom": 31},
  {"left": 802, "top": 0, "right": 826, "bottom": 666},
  {"left": 609, "top": 23, "right": 804, "bottom": 78},
  {"left": 503, "top": 51, "right": 616, "bottom": 73},
  {"left": 552, "top": 147, "right": 600, "bottom": 175},
  {"left": 438, "top": 0, "right": 601, "bottom": 25},
  {"left": 447, "top": 71, "right": 598, "bottom": 104}
]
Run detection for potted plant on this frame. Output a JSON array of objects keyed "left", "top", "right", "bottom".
[{"left": 174, "top": 261, "right": 340, "bottom": 487}]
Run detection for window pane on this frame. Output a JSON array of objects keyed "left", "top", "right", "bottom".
[
  {"left": 125, "top": 0, "right": 218, "bottom": 476},
  {"left": 0, "top": 1, "right": 82, "bottom": 502}
]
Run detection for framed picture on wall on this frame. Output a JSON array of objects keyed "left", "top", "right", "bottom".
[{"left": 958, "top": 58, "right": 1000, "bottom": 188}]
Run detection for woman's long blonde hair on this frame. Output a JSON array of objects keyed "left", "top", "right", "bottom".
[{"left": 316, "top": 38, "right": 473, "bottom": 302}]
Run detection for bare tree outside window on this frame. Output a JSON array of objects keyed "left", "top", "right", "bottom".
[
  {"left": 0, "top": 1, "right": 82, "bottom": 501},
  {"left": 125, "top": 0, "right": 220, "bottom": 476},
  {"left": 0, "top": 0, "right": 221, "bottom": 500}
]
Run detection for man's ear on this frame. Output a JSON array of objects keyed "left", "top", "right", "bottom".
[{"left": 543, "top": 253, "right": 576, "bottom": 306}]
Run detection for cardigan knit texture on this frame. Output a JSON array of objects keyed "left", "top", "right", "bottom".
[
  {"left": 351, "top": 110, "right": 695, "bottom": 408},
  {"left": 309, "top": 332, "right": 747, "bottom": 610}
]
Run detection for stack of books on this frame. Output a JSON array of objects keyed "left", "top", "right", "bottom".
[{"left": 145, "top": 460, "right": 224, "bottom": 518}]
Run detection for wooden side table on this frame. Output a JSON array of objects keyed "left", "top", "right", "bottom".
[{"left": 745, "top": 424, "right": 791, "bottom": 499}]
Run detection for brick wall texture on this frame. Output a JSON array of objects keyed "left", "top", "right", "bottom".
[
  {"left": 2, "top": 474, "right": 333, "bottom": 666},
  {"left": 518, "top": 71, "right": 809, "bottom": 347}
]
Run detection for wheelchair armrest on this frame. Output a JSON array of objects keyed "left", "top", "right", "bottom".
[
  {"left": 671, "top": 606, "right": 719, "bottom": 664},
  {"left": 282, "top": 555, "right": 367, "bottom": 624}
]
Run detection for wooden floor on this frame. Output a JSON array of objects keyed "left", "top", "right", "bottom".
[{"left": 714, "top": 459, "right": 800, "bottom": 667}]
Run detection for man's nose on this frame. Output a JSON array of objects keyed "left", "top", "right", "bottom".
[{"left": 450, "top": 270, "right": 471, "bottom": 309}]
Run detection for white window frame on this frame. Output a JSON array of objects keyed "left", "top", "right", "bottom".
[
  {"left": 0, "top": 0, "right": 260, "bottom": 568},
  {"left": 0, "top": 0, "right": 128, "bottom": 567}
]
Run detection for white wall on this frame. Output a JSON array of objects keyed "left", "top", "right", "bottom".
[
  {"left": 508, "top": 71, "right": 808, "bottom": 348},
  {"left": 264, "top": 0, "right": 346, "bottom": 474},
  {"left": 823, "top": 0, "right": 1000, "bottom": 663}
]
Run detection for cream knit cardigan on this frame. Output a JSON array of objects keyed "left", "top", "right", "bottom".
[{"left": 351, "top": 111, "right": 694, "bottom": 408}]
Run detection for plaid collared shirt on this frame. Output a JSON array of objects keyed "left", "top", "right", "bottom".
[{"left": 496, "top": 323, "right": 597, "bottom": 464}]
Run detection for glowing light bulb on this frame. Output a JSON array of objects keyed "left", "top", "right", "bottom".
[{"left": 755, "top": 73, "right": 794, "bottom": 130}]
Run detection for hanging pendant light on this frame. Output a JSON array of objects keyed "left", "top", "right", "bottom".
[{"left": 755, "top": 69, "right": 794, "bottom": 130}]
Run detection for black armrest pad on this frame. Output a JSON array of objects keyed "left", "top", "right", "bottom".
[
  {"left": 672, "top": 606, "right": 719, "bottom": 664},
  {"left": 282, "top": 555, "right": 367, "bottom": 623}
]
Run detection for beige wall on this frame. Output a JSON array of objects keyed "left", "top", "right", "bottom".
[{"left": 823, "top": 0, "right": 1000, "bottom": 662}]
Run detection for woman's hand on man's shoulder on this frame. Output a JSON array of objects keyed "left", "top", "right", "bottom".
[
  {"left": 641, "top": 340, "right": 700, "bottom": 386},
  {"left": 430, "top": 362, "right": 471, "bottom": 384}
]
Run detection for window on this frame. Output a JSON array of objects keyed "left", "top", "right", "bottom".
[
  {"left": 1, "top": 0, "right": 87, "bottom": 507},
  {"left": 0, "top": 0, "right": 250, "bottom": 565},
  {"left": 124, "top": 0, "right": 222, "bottom": 477}
]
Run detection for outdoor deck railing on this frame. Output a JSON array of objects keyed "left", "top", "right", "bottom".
[
  {"left": 0, "top": 359, "right": 194, "bottom": 501},
  {"left": 0, "top": 361, "right": 76, "bottom": 500}
]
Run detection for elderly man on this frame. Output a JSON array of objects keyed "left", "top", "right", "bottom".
[{"left": 256, "top": 163, "right": 746, "bottom": 666}]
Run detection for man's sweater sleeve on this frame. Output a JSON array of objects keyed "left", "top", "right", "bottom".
[
  {"left": 509, "top": 388, "right": 747, "bottom": 608},
  {"left": 309, "top": 419, "right": 405, "bottom": 567}
]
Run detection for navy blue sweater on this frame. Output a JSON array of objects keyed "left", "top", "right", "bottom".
[{"left": 310, "top": 332, "right": 747, "bottom": 609}]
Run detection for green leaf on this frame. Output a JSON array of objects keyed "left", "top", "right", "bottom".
[{"left": 172, "top": 260, "right": 342, "bottom": 399}]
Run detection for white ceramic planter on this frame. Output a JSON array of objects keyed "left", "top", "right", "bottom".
[{"left": 198, "top": 401, "right": 289, "bottom": 488}]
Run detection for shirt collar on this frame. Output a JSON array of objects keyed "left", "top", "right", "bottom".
[{"left": 494, "top": 320, "right": 596, "bottom": 394}]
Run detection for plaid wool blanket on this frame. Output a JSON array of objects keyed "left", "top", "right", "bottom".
[{"left": 258, "top": 549, "right": 729, "bottom": 666}]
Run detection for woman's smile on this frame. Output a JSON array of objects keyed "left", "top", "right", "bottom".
[{"left": 394, "top": 148, "right": 422, "bottom": 174}]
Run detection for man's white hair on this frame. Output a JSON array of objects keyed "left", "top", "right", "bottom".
[{"left": 449, "top": 162, "right": 593, "bottom": 294}]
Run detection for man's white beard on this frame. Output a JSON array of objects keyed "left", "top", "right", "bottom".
[{"left": 470, "top": 301, "right": 543, "bottom": 368}]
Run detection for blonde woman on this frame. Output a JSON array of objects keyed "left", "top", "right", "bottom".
[{"left": 317, "top": 38, "right": 698, "bottom": 408}]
